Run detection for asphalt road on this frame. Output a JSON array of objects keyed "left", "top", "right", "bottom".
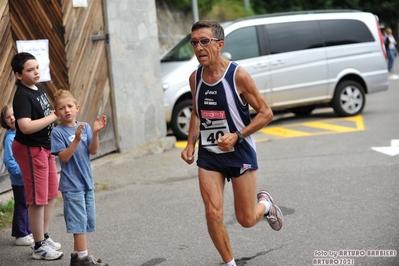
[{"left": 0, "top": 73, "right": 398, "bottom": 265}]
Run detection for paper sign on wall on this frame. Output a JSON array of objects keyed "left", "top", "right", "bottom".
[
  {"left": 16, "top": 39, "right": 51, "bottom": 82},
  {"left": 72, "top": 0, "right": 88, "bottom": 7}
]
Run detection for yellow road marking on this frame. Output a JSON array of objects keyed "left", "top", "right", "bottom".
[
  {"left": 345, "top": 115, "right": 365, "bottom": 130},
  {"left": 174, "top": 115, "right": 365, "bottom": 148},
  {"left": 302, "top": 121, "right": 357, "bottom": 132},
  {"left": 175, "top": 141, "right": 192, "bottom": 149},
  {"left": 259, "top": 127, "right": 312, "bottom": 137}
]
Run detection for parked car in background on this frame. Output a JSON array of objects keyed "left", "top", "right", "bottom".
[{"left": 161, "top": 10, "right": 389, "bottom": 140}]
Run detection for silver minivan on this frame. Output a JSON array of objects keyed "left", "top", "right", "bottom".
[{"left": 161, "top": 10, "right": 389, "bottom": 139}]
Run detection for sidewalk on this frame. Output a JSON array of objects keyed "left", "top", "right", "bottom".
[
  {"left": 0, "top": 135, "right": 200, "bottom": 266},
  {"left": 0, "top": 136, "right": 176, "bottom": 204}
]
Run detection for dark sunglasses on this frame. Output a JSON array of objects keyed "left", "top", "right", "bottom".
[{"left": 190, "top": 38, "right": 220, "bottom": 47}]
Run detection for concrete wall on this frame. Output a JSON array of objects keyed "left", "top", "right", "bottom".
[{"left": 104, "top": 0, "right": 167, "bottom": 153}]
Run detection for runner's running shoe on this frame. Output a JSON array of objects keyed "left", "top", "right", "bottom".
[{"left": 257, "top": 190, "right": 283, "bottom": 231}]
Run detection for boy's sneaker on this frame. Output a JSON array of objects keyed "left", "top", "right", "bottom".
[
  {"left": 76, "top": 255, "right": 109, "bottom": 266},
  {"left": 15, "top": 235, "right": 34, "bottom": 246},
  {"left": 32, "top": 242, "right": 63, "bottom": 260},
  {"left": 70, "top": 252, "right": 78, "bottom": 266},
  {"left": 45, "top": 237, "right": 62, "bottom": 251},
  {"left": 257, "top": 190, "right": 283, "bottom": 231}
]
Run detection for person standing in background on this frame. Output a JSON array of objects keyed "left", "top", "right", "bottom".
[
  {"left": 51, "top": 89, "right": 108, "bottom": 266},
  {"left": 385, "top": 27, "right": 397, "bottom": 72},
  {"left": 11, "top": 52, "right": 63, "bottom": 260},
  {"left": 1, "top": 104, "right": 33, "bottom": 246}
]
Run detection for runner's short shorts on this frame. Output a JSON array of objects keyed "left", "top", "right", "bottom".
[{"left": 197, "top": 157, "right": 252, "bottom": 182}]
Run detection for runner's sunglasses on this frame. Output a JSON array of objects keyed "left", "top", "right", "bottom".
[{"left": 190, "top": 38, "right": 220, "bottom": 47}]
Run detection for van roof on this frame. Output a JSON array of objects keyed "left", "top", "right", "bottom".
[{"left": 222, "top": 9, "right": 364, "bottom": 27}]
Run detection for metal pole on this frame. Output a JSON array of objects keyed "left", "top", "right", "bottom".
[
  {"left": 244, "top": 0, "right": 250, "bottom": 11},
  {"left": 192, "top": 0, "right": 199, "bottom": 23}
]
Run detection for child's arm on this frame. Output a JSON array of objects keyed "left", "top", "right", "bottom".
[
  {"left": 3, "top": 134, "right": 22, "bottom": 177},
  {"left": 57, "top": 124, "right": 84, "bottom": 163},
  {"left": 17, "top": 111, "right": 57, "bottom": 135},
  {"left": 89, "top": 115, "right": 107, "bottom": 155}
]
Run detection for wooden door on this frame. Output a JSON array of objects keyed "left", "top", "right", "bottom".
[{"left": 9, "top": 0, "right": 117, "bottom": 157}]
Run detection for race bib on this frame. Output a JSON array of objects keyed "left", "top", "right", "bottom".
[{"left": 200, "top": 119, "right": 234, "bottom": 154}]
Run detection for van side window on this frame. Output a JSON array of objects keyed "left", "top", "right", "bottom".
[
  {"left": 265, "top": 21, "right": 323, "bottom": 54},
  {"left": 319, "top": 20, "right": 374, "bottom": 46},
  {"left": 223, "top": 26, "right": 260, "bottom": 60},
  {"left": 161, "top": 34, "right": 193, "bottom": 62}
]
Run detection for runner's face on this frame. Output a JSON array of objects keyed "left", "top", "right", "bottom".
[
  {"left": 191, "top": 27, "right": 223, "bottom": 67},
  {"left": 16, "top": 59, "right": 40, "bottom": 87}
]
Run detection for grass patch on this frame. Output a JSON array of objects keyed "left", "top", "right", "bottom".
[
  {"left": 95, "top": 182, "right": 108, "bottom": 192},
  {"left": 55, "top": 183, "right": 109, "bottom": 205},
  {"left": 0, "top": 200, "right": 14, "bottom": 231},
  {"left": 0, "top": 184, "right": 108, "bottom": 231}
]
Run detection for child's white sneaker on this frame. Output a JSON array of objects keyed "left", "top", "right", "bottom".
[
  {"left": 15, "top": 235, "right": 34, "bottom": 246},
  {"left": 32, "top": 242, "right": 63, "bottom": 260}
]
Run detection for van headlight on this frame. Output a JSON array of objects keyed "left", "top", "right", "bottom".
[{"left": 162, "top": 83, "right": 169, "bottom": 91}]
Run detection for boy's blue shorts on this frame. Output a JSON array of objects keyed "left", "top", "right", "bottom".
[{"left": 62, "top": 190, "right": 96, "bottom": 234}]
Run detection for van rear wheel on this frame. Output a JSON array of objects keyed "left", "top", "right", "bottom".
[
  {"left": 332, "top": 80, "right": 365, "bottom": 117},
  {"left": 171, "top": 99, "right": 192, "bottom": 140}
]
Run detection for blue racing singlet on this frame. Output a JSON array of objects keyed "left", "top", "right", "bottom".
[{"left": 195, "top": 61, "right": 258, "bottom": 170}]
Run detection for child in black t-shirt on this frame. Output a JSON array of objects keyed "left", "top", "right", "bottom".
[{"left": 11, "top": 52, "right": 63, "bottom": 261}]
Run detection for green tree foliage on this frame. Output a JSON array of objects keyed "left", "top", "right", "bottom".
[
  {"left": 158, "top": 0, "right": 399, "bottom": 33},
  {"left": 156, "top": 0, "right": 192, "bottom": 11},
  {"left": 156, "top": 0, "right": 217, "bottom": 15},
  {"left": 250, "top": 0, "right": 399, "bottom": 32},
  {"left": 206, "top": 0, "right": 254, "bottom": 21}
]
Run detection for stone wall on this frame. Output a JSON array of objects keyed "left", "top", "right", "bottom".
[{"left": 156, "top": 3, "right": 193, "bottom": 55}]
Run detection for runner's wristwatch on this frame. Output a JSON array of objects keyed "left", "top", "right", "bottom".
[{"left": 235, "top": 131, "right": 244, "bottom": 144}]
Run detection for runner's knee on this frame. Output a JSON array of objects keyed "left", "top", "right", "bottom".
[{"left": 236, "top": 214, "right": 255, "bottom": 228}]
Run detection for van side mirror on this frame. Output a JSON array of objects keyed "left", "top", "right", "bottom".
[{"left": 222, "top": 52, "right": 232, "bottom": 60}]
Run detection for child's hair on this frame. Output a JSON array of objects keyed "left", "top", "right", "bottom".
[
  {"left": 1, "top": 104, "right": 12, "bottom": 130},
  {"left": 53, "top": 89, "right": 78, "bottom": 109},
  {"left": 11, "top": 52, "right": 37, "bottom": 85}
]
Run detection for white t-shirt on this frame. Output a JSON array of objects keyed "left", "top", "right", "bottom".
[{"left": 388, "top": 36, "right": 396, "bottom": 50}]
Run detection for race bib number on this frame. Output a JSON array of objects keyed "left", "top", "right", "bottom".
[{"left": 200, "top": 119, "right": 234, "bottom": 154}]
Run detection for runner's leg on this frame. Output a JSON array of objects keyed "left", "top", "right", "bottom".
[
  {"left": 198, "top": 168, "right": 233, "bottom": 263},
  {"left": 231, "top": 170, "right": 265, "bottom": 227}
]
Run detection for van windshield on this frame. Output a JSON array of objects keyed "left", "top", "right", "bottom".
[{"left": 161, "top": 34, "right": 194, "bottom": 62}]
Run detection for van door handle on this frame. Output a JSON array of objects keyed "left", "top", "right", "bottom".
[
  {"left": 254, "top": 63, "right": 268, "bottom": 68},
  {"left": 271, "top": 59, "right": 284, "bottom": 66}
]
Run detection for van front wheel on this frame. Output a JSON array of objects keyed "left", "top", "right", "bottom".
[{"left": 332, "top": 81, "right": 365, "bottom": 117}]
